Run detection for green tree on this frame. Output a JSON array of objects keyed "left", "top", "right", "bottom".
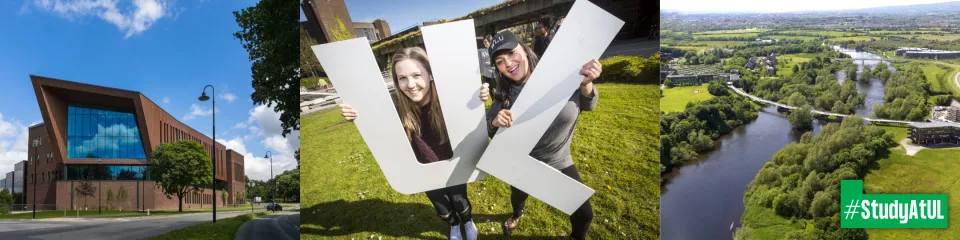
[
  {"left": 75, "top": 179, "right": 96, "bottom": 210},
  {"left": 664, "top": 79, "right": 674, "bottom": 88},
  {"left": 233, "top": 0, "right": 300, "bottom": 166},
  {"left": 708, "top": 80, "right": 729, "bottom": 96},
  {"left": 789, "top": 105, "right": 814, "bottom": 130},
  {"left": 117, "top": 186, "right": 128, "bottom": 211},
  {"left": 276, "top": 169, "right": 300, "bottom": 202},
  {"left": 0, "top": 189, "right": 13, "bottom": 214},
  {"left": 106, "top": 188, "right": 114, "bottom": 210},
  {"left": 149, "top": 140, "right": 214, "bottom": 212},
  {"left": 222, "top": 191, "right": 227, "bottom": 206},
  {"left": 300, "top": 27, "right": 323, "bottom": 78}
]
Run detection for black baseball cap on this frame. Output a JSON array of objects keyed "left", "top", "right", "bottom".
[{"left": 488, "top": 30, "right": 519, "bottom": 57}]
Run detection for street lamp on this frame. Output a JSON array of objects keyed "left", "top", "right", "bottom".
[
  {"left": 264, "top": 151, "right": 273, "bottom": 212},
  {"left": 198, "top": 85, "right": 216, "bottom": 223},
  {"left": 98, "top": 159, "right": 102, "bottom": 215},
  {"left": 32, "top": 138, "right": 38, "bottom": 219}
]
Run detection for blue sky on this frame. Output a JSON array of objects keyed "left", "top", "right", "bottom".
[
  {"left": 662, "top": 0, "right": 956, "bottom": 13},
  {"left": 0, "top": 0, "right": 297, "bottom": 181},
  {"left": 300, "top": 0, "right": 502, "bottom": 35}
]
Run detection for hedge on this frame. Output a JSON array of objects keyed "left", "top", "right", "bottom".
[{"left": 595, "top": 53, "right": 660, "bottom": 84}]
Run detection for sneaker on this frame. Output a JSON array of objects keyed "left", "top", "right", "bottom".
[
  {"left": 450, "top": 225, "right": 463, "bottom": 240},
  {"left": 464, "top": 220, "right": 478, "bottom": 240}
]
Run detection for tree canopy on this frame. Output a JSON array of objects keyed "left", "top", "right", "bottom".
[{"left": 149, "top": 140, "right": 213, "bottom": 212}]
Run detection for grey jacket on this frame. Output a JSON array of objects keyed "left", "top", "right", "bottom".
[{"left": 486, "top": 82, "right": 598, "bottom": 169}]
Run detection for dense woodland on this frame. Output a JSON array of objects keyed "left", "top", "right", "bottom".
[
  {"left": 660, "top": 94, "right": 759, "bottom": 172},
  {"left": 735, "top": 116, "right": 897, "bottom": 239}
]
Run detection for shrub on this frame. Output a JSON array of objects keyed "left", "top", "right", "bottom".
[{"left": 595, "top": 54, "right": 660, "bottom": 84}]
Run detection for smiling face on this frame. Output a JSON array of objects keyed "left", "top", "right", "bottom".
[
  {"left": 394, "top": 59, "right": 432, "bottom": 104},
  {"left": 494, "top": 45, "right": 529, "bottom": 83}
]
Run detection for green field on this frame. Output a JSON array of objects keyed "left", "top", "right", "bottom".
[
  {"left": 150, "top": 212, "right": 271, "bottom": 240},
  {"left": 300, "top": 83, "right": 661, "bottom": 239},
  {"left": 777, "top": 53, "right": 817, "bottom": 76},
  {"left": 660, "top": 85, "right": 715, "bottom": 113},
  {"left": 779, "top": 30, "right": 854, "bottom": 37},
  {"left": 893, "top": 34, "right": 960, "bottom": 41},
  {"left": 864, "top": 147, "right": 960, "bottom": 239},
  {"left": 693, "top": 29, "right": 767, "bottom": 35},
  {"left": 693, "top": 32, "right": 759, "bottom": 39},
  {"left": 831, "top": 36, "right": 875, "bottom": 42},
  {"left": 911, "top": 62, "right": 955, "bottom": 93},
  {"left": 765, "top": 35, "right": 818, "bottom": 42}
]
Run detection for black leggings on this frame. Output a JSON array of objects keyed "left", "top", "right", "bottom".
[
  {"left": 510, "top": 165, "right": 593, "bottom": 240},
  {"left": 425, "top": 184, "right": 473, "bottom": 226}
]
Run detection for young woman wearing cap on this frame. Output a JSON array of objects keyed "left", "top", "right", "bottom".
[
  {"left": 339, "top": 47, "right": 478, "bottom": 240},
  {"left": 479, "top": 30, "right": 601, "bottom": 240}
]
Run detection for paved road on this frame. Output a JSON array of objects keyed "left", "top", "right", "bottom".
[
  {"left": 0, "top": 211, "right": 260, "bottom": 240},
  {"left": 235, "top": 212, "right": 299, "bottom": 240},
  {"left": 601, "top": 39, "right": 658, "bottom": 58}
]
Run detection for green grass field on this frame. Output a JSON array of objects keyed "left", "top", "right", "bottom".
[
  {"left": 150, "top": 212, "right": 271, "bottom": 240},
  {"left": 300, "top": 83, "right": 661, "bottom": 239},
  {"left": 830, "top": 36, "right": 875, "bottom": 42},
  {"left": 778, "top": 54, "right": 816, "bottom": 76},
  {"left": 766, "top": 35, "right": 818, "bottom": 42},
  {"left": 864, "top": 147, "right": 960, "bottom": 239},
  {"left": 693, "top": 29, "right": 767, "bottom": 35},
  {"left": 693, "top": 32, "right": 759, "bottom": 39},
  {"left": 893, "top": 34, "right": 960, "bottom": 41},
  {"left": 660, "top": 85, "right": 715, "bottom": 113},
  {"left": 0, "top": 206, "right": 266, "bottom": 219},
  {"left": 911, "top": 62, "right": 955, "bottom": 93},
  {"left": 778, "top": 30, "right": 854, "bottom": 37}
]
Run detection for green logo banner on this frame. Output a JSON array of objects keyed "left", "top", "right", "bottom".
[{"left": 840, "top": 180, "right": 948, "bottom": 228}]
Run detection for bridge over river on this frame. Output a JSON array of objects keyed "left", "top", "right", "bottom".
[{"left": 727, "top": 85, "right": 920, "bottom": 124}]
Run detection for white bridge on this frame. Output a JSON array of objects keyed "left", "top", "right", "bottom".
[{"left": 727, "top": 85, "right": 920, "bottom": 124}]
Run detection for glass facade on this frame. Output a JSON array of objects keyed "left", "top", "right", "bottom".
[
  {"left": 65, "top": 165, "right": 149, "bottom": 180},
  {"left": 67, "top": 104, "right": 146, "bottom": 159}
]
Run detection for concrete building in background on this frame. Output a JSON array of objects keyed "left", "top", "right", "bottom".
[
  {"left": 353, "top": 22, "right": 380, "bottom": 43},
  {"left": 373, "top": 19, "right": 391, "bottom": 40},
  {"left": 27, "top": 75, "right": 245, "bottom": 211},
  {"left": 301, "top": 0, "right": 354, "bottom": 44}
]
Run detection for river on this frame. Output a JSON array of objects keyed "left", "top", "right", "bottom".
[{"left": 659, "top": 48, "right": 890, "bottom": 240}]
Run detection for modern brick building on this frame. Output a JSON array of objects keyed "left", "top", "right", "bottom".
[{"left": 27, "top": 75, "right": 245, "bottom": 211}]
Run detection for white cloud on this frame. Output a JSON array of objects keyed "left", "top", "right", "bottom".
[
  {"left": 0, "top": 112, "right": 29, "bottom": 183},
  {"left": 161, "top": 96, "right": 170, "bottom": 104},
  {"left": 225, "top": 104, "right": 299, "bottom": 181},
  {"left": 26, "top": 0, "right": 170, "bottom": 38},
  {"left": 182, "top": 103, "right": 217, "bottom": 121},
  {"left": 220, "top": 92, "right": 237, "bottom": 103}
]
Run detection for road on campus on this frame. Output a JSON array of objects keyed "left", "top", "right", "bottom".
[
  {"left": 235, "top": 211, "right": 299, "bottom": 240},
  {"left": 0, "top": 210, "right": 261, "bottom": 240}
]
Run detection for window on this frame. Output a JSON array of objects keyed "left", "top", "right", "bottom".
[
  {"left": 65, "top": 165, "right": 149, "bottom": 180},
  {"left": 67, "top": 105, "right": 146, "bottom": 159}
]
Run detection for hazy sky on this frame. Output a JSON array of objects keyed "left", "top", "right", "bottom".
[{"left": 661, "top": 0, "right": 957, "bottom": 13}]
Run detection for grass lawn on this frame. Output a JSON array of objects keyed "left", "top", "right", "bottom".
[
  {"left": 300, "top": 83, "right": 661, "bottom": 239},
  {"left": 778, "top": 54, "right": 815, "bottom": 76},
  {"left": 830, "top": 36, "right": 875, "bottom": 42},
  {"left": 912, "top": 62, "right": 954, "bottom": 93},
  {"left": 149, "top": 212, "right": 270, "bottom": 240},
  {"left": 864, "top": 147, "right": 960, "bottom": 239},
  {"left": 660, "top": 85, "right": 715, "bottom": 113},
  {"left": 738, "top": 202, "right": 806, "bottom": 239}
]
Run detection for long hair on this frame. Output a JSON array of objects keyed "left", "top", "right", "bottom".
[
  {"left": 492, "top": 43, "right": 540, "bottom": 108},
  {"left": 391, "top": 47, "right": 448, "bottom": 144}
]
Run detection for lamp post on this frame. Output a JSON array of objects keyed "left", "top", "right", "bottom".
[
  {"left": 98, "top": 159, "right": 102, "bottom": 215},
  {"left": 264, "top": 151, "right": 273, "bottom": 212},
  {"left": 198, "top": 85, "right": 216, "bottom": 223},
  {"left": 32, "top": 138, "right": 38, "bottom": 219}
]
